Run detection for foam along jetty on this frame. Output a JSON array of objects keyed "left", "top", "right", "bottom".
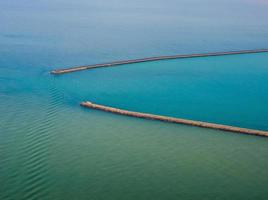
[
  {"left": 51, "top": 49, "right": 268, "bottom": 75},
  {"left": 80, "top": 101, "right": 268, "bottom": 137}
]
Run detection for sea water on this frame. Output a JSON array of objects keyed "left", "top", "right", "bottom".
[
  {"left": 1, "top": 0, "right": 268, "bottom": 200},
  {"left": 56, "top": 53, "right": 268, "bottom": 131}
]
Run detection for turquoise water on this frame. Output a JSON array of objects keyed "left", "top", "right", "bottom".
[
  {"left": 1, "top": 0, "right": 268, "bottom": 200},
  {"left": 56, "top": 53, "right": 268, "bottom": 131}
]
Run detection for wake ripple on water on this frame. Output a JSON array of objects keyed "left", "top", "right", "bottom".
[{"left": 0, "top": 78, "right": 66, "bottom": 200}]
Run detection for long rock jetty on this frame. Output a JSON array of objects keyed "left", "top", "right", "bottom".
[
  {"left": 80, "top": 101, "right": 268, "bottom": 137},
  {"left": 51, "top": 49, "right": 268, "bottom": 75}
]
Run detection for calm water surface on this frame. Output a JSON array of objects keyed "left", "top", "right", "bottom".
[
  {"left": 57, "top": 53, "right": 268, "bottom": 130},
  {"left": 1, "top": 0, "right": 268, "bottom": 200}
]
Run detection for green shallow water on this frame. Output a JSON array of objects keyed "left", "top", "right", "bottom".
[
  {"left": 1, "top": 0, "right": 268, "bottom": 199},
  {"left": 1, "top": 93, "right": 268, "bottom": 200}
]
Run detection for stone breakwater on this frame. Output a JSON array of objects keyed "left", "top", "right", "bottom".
[
  {"left": 51, "top": 49, "right": 268, "bottom": 74},
  {"left": 80, "top": 101, "right": 268, "bottom": 137}
]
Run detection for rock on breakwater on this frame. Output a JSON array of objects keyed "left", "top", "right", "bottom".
[
  {"left": 80, "top": 101, "right": 268, "bottom": 137},
  {"left": 51, "top": 49, "right": 268, "bottom": 75}
]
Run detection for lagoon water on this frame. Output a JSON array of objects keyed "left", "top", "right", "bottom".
[
  {"left": 1, "top": 0, "right": 268, "bottom": 200},
  {"left": 58, "top": 53, "right": 268, "bottom": 131}
]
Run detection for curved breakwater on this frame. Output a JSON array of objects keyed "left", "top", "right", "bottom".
[
  {"left": 51, "top": 49, "right": 268, "bottom": 74},
  {"left": 80, "top": 101, "right": 268, "bottom": 137}
]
